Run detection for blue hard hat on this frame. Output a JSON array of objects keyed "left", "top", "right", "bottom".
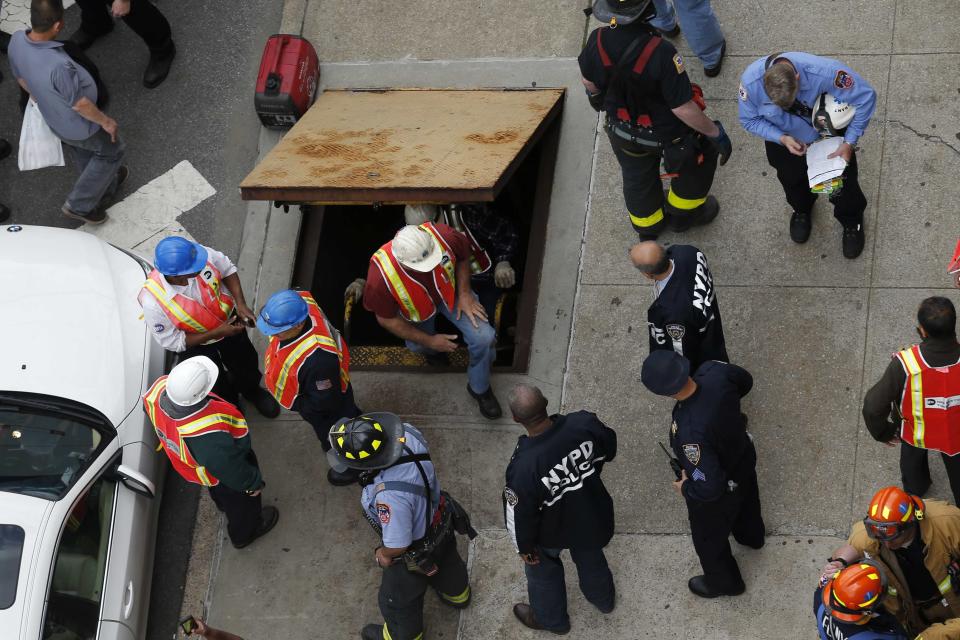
[
  {"left": 257, "top": 289, "right": 309, "bottom": 336},
  {"left": 154, "top": 237, "right": 208, "bottom": 276},
  {"left": 640, "top": 350, "right": 691, "bottom": 396}
]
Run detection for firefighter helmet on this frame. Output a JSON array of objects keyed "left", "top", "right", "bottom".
[
  {"left": 328, "top": 413, "right": 406, "bottom": 470},
  {"left": 591, "top": 0, "right": 655, "bottom": 26},
  {"left": 822, "top": 560, "right": 888, "bottom": 623},
  {"left": 863, "top": 486, "right": 924, "bottom": 542}
]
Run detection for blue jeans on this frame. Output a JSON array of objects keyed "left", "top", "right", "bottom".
[
  {"left": 524, "top": 547, "right": 615, "bottom": 631},
  {"left": 406, "top": 297, "right": 496, "bottom": 394},
  {"left": 61, "top": 128, "right": 126, "bottom": 214},
  {"left": 651, "top": 0, "right": 725, "bottom": 68}
]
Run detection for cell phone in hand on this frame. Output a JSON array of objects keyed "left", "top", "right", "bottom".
[{"left": 180, "top": 616, "right": 198, "bottom": 635}]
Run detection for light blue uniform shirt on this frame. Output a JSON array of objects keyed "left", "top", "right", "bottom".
[
  {"left": 738, "top": 52, "right": 876, "bottom": 146},
  {"left": 361, "top": 425, "right": 440, "bottom": 548}
]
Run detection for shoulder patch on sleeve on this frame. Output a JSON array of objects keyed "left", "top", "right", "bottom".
[
  {"left": 665, "top": 323, "right": 686, "bottom": 341},
  {"left": 834, "top": 69, "right": 855, "bottom": 90},
  {"left": 683, "top": 443, "right": 701, "bottom": 465},
  {"left": 154, "top": 323, "right": 165, "bottom": 333},
  {"left": 738, "top": 83, "right": 748, "bottom": 102},
  {"left": 376, "top": 502, "right": 391, "bottom": 524},
  {"left": 673, "top": 53, "right": 685, "bottom": 74},
  {"left": 504, "top": 487, "right": 519, "bottom": 506}
]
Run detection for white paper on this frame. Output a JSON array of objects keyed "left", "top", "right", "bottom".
[{"left": 806, "top": 137, "right": 847, "bottom": 187}]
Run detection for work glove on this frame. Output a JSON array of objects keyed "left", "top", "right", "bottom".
[
  {"left": 494, "top": 261, "right": 516, "bottom": 288},
  {"left": 707, "top": 120, "right": 732, "bottom": 166},
  {"left": 344, "top": 278, "right": 366, "bottom": 303}
]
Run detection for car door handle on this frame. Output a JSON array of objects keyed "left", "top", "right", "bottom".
[{"left": 123, "top": 581, "right": 134, "bottom": 619}]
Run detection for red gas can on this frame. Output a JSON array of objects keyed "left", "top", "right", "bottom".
[{"left": 254, "top": 34, "right": 319, "bottom": 128}]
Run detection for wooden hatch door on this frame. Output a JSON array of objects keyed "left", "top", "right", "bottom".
[{"left": 239, "top": 88, "right": 565, "bottom": 204}]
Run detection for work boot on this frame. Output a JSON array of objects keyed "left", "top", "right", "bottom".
[
  {"left": 789, "top": 210, "right": 812, "bottom": 243},
  {"left": 668, "top": 195, "right": 720, "bottom": 232},
  {"left": 360, "top": 624, "right": 383, "bottom": 640},
  {"left": 512, "top": 603, "right": 570, "bottom": 635},
  {"left": 842, "top": 223, "right": 865, "bottom": 259},
  {"left": 703, "top": 40, "right": 727, "bottom": 78},
  {"left": 62, "top": 204, "right": 107, "bottom": 225},
  {"left": 468, "top": 384, "right": 502, "bottom": 420},
  {"left": 143, "top": 40, "right": 176, "bottom": 89},
  {"left": 68, "top": 25, "right": 112, "bottom": 51},
  {"left": 245, "top": 387, "right": 281, "bottom": 418},
  {"left": 687, "top": 575, "right": 745, "bottom": 598},
  {"left": 233, "top": 506, "right": 279, "bottom": 549},
  {"left": 438, "top": 585, "right": 472, "bottom": 609},
  {"left": 0, "top": 138, "right": 10, "bottom": 161},
  {"left": 327, "top": 467, "right": 360, "bottom": 487},
  {"left": 0, "top": 204, "right": 9, "bottom": 224}
]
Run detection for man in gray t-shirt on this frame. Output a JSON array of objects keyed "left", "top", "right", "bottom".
[{"left": 7, "top": 0, "right": 126, "bottom": 224}]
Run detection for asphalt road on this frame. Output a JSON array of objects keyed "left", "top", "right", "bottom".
[{"left": 0, "top": 0, "right": 283, "bottom": 255}]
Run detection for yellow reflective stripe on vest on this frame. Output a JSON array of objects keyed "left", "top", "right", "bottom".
[
  {"left": 195, "top": 466, "right": 214, "bottom": 487},
  {"left": 667, "top": 189, "right": 707, "bottom": 211},
  {"left": 143, "top": 278, "right": 207, "bottom": 333},
  {"left": 177, "top": 413, "right": 248, "bottom": 437},
  {"left": 273, "top": 335, "right": 337, "bottom": 401},
  {"left": 373, "top": 249, "right": 422, "bottom": 322},
  {"left": 630, "top": 208, "right": 664, "bottom": 228},
  {"left": 901, "top": 348, "right": 926, "bottom": 448},
  {"left": 143, "top": 380, "right": 164, "bottom": 428}
]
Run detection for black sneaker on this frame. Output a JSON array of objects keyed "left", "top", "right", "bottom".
[
  {"left": 789, "top": 210, "right": 812, "bottom": 243},
  {"left": 842, "top": 224, "right": 865, "bottom": 259},
  {"left": 703, "top": 40, "right": 726, "bottom": 78},
  {"left": 62, "top": 204, "right": 107, "bottom": 225},
  {"left": 467, "top": 384, "right": 502, "bottom": 420},
  {"left": 233, "top": 506, "right": 279, "bottom": 549},
  {"left": 246, "top": 387, "right": 281, "bottom": 418},
  {"left": 668, "top": 195, "right": 719, "bottom": 232},
  {"left": 0, "top": 139, "right": 10, "bottom": 161},
  {"left": 658, "top": 24, "right": 681, "bottom": 38}
]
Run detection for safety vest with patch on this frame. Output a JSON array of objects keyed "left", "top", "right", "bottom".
[
  {"left": 896, "top": 345, "right": 960, "bottom": 455},
  {"left": 440, "top": 208, "right": 491, "bottom": 275},
  {"left": 143, "top": 376, "right": 248, "bottom": 487},
  {"left": 138, "top": 264, "right": 235, "bottom": 334},
  {"left": 264, "top": 291, "right": 350, "bottom": 409},
  {"left": 371, "top": 222, "right": 457, "bottom": 322}
]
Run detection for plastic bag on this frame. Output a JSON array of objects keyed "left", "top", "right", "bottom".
[{"left": 18, "top": 100, "right": 65, "bottom": 171}]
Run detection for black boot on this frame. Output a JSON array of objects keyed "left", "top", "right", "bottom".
[
  {"left": 687, "top": 575, "right": 745, "bottom": 598},
  {"left": 143, "top": 40, "right": 176, "bottom": 89},
  {"left": 668, "top": 195, "right": 720, "bottom": 232}
]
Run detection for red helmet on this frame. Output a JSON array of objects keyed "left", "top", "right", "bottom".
[
  {"left": 863, "top": 486, "right": 924, "bottom": 542},
  {"left": 822, "top": 560, "right": 888, "bottom": 623}
]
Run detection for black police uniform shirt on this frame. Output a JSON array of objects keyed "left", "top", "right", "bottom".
[
  {"left": 648, "top": 244, "right": 728, "bottom": 371},
  {"left": 503, "top": 411, "right": 617, "bottom": 555},
  {"left": 670, "top": 361, "right": 753, "bottom": 502},
  {"left": 578, "top": 20, "right": 694, "bottom": 140},
  {"left": 812, "top": 587, "right": 909, "bottom": 640}
]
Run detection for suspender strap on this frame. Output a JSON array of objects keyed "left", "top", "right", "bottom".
[{"left": 632, "top": 36, "right": 662, "bottom": 74}]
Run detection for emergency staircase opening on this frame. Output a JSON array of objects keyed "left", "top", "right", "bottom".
[{"left": 241, "top": 88, "right": 565, "bottom": 372}]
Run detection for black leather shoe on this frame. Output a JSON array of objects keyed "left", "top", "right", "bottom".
[
  {"left": 668, "top": 195, "right": 720, "bottom": 232},
  {"left": 512, "top": 603, "right": 569, "bottom": 635},
  {"left": 0, "top": 139, "right": 10, "bottom": 161},
  {"left": 143, "top": 41, "right": 176, "bottom": 89},
  {"left": 468, "top": 384, "right": 502, "bottom": 420},
  {"left": 69, "top": 26, "right": 110, "bottom": 51},
  {"left": 658, "top": 24, "right": 681, "bottom": 38},
  {"left": 842, "top": 223, "right": 865, "bottom": 259},
  {"left": 0, "top": 204, "right": 9, "bottom": 224},
  {"left": 789, "top": 210, "right": 812, "bottom": 243},
  {"left": 703, "top": 40, "right": 726, "bottom": 78},
  {"left": 327, "top": 467, "right": 360, "bottom": 487},
  {"left": 424, "top": 351, "right": 450, "bottom": 367},
  {"left": 246, "top": 387, "right": 281, "bottom": 418},
  {"left": 233, "top": 505, "right": 279, "bottom": 549},
  {"left": 62, "top": 204, "right": 107, "bottom": 225},
  {"left": 594, "top": 585, "right": 615, "bottom": 613},
  {"left": 360, "top": 624, "right": 382, "bottom": 640},
  {"left": 687, "top": 575, "right": 745, "bottom": 598}
]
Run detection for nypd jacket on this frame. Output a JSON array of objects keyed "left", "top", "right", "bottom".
[
  {"left": 503, "top": 412, "right": 617, "bottom": 555},
  {"left": 648, "top": 244, "right": 727, "bottom": 371},
  {"left": 738, "top": 52, "right": 877, "bottom": 146},
  {"left": 670, "top": 361, "right": 753, "bottom": 502}
]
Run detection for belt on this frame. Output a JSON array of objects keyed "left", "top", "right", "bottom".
[{"left": 605, "top": 118, "right": 660, "bottom": 148}]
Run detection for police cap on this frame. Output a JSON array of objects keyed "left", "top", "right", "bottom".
[{"left": 641, "top": 350, "right": 691, "bottom": 396}]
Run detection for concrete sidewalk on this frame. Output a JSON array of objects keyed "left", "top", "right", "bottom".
[{"left": 194, "top": 1, "right": 960, "bottom": 639}]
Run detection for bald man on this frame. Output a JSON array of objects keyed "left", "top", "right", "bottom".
[
  {"left": 503, "top": 383, "right": 617, "bottom": 633},
  {"left": 631, "top": 241, "right": 727, "bottom": 370}
]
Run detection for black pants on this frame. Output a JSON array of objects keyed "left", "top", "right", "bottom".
[
  {"left": 179, "top": 331, "right": 263, "bottom": 408},
  {"left": 524, "top": 546, "right": 614, "bottom": 631},
  {"left": 607, "top": 129, "right": 718, "bottom": 236},
  {"left": 378, "top": 535, "right": 470, "bottom": 640},
  {"left": 686, "top": 445, "right": 765, "bottom": 591},
  {"left": 764, "top": 140, "right": 867, "bottom": 227},
  {"left": 900, "top": 442, "right": 960, "bottom": 504},
  {"left": 299, "top": 384, "right": 361, "bottom": 450},
  {"left": 78, "top": 0, "right": 172, "bottom": 53},
  {"left": 471, "top": 277, "right": 500, "bottom": 327},
  {"left": 208, "top": 482, "right": 262, "bottom": 546}
]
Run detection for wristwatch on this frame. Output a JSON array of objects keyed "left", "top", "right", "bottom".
[{"left": 827, "top": 556, "right": 850, "bottom": 568}]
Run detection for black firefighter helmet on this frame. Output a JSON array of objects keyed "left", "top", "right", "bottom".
[
  {"left": 591, "top": 0, "right": 656, "bottom": 25},
  {"left": 328, "top": 412, "right": 406, "bottom": 470}
]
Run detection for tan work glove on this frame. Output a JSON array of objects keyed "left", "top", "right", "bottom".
[
  {"left": 345, "top": 278, "right": 366, "bottom": 303},
  {"left": 493, "top": 261, "right": 515, "bottom": 288}
]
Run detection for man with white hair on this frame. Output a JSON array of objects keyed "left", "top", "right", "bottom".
[{"left": 361, "top": 220, "right": 502, "bottom": 419}]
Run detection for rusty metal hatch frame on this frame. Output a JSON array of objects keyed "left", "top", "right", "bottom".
[{"left": 240, "top": 88, "right": 566, "bottom": 204}]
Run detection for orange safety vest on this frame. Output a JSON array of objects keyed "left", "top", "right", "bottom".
[
  {"left": 371, "top": 222, "right": 457, "bottom": 322},
  {"left": 896, "top": 345, "right": 960, "bottom": 455},
  {"left": 263, "top": 291, "right": 350, "bottom": 409},
  {"left": 137, "top": 263, "right": 235, "bottom": 334},
  {"left": 142, "top": 376, "right": 249, "bottom": 486},
  {"left": 441, "top": 207, "right": 491, "bottom": 275}
]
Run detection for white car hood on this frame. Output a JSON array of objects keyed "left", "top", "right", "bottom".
[{"left": 0, "top": 225, "right": 148, "bottom": 427}]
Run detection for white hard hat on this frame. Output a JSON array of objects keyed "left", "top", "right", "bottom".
[
  {"left": 812, "top": 93, "right": 856, "bottom": 135},
  {"left": 403, "top": 204, "right": 439, "bottom": 226},
  {"left": 166, "top": 356, "right": 219, "bottom": 407},
  {"left": 392, "top": 225, "right": 443, "bottom": 272}
]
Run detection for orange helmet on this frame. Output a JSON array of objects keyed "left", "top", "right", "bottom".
[
  {"left": 822, "top": 560, "right": 888, "bottom": 623},
  {"left": 863, "top": 486, "right": 924, "bottom": 542}
]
